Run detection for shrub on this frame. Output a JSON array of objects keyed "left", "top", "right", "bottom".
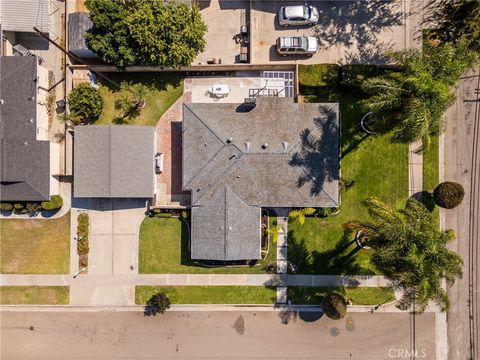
[
  {"left": 316, "top": 207, "right": 338, "bottom": 218},
  {"left": 26, "top": 202, "right": 42, "bottom": 214},
  {"left": 298, "top": 64, "right": 340, "bottom": 95},
  {"left": 41, "top": 195, "right": 63, "bottom": 211},
  {"left": 13, "top": 203, "right": 27, "bottom": 214},
  {"left": 340, "top": 64, "right": 398, "bottom": 89},
  {"left": 68, "top": 83, "right": 104, "bottom": 123},
  {"left": 0, "top": 203, "right": 13, "bottom": 211},
  {"left": 321, "top": 292, "right": 347, "bottom": 320},
  {"left": 433, "top": 181, "right": 465, "bottom": 209},
  {"left": 145, "top": 292, "right": 171, "bottom": 316},
  {"left": 77, "top": 213, "right": 90, "bottom": 255}
]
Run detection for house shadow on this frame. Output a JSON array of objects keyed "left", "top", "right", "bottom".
[{"left": 289, "top": 105, "right": 340, "bottom": 196}]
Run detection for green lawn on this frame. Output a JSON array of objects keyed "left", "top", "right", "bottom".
[
  {"left": 0, "top": 212, "right": 70, "bottom": 274},
  {"left": 139, "top": 217, "right": 276, "bottom": 274},
  {"left": 288, "top": 91, "right": 408, "bottom": 275},
  {"left": 288, "top": 287, "right": 395, "bottom": 305},
  {"left": 97, "top": 73, "right": 184, "bottom": 126},
  {"left": 423, "top": 135, "right": 440, "bottom": 224},
  {"left": 135, "top": 286, "right": 276, "bottom": 305},
  {"left": 0, "top": 286, "right": 69, "bottom": 304}
]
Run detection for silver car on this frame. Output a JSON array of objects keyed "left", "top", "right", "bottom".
[
  {"left": 276, "top": 36, "right": 318, "bottom": 57},
  {"left": 278, "top": 5, "right": 319, "bottom": 26}
]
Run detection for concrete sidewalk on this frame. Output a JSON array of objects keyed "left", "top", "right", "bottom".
[{"left": 0, "top": 274, "right": 390, "bottom": 287}]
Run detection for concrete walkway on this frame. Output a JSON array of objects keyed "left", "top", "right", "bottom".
[
  {"left": 275, "top": 216, "right": 288, "bottom": 304},
  {"left": 0, "top": 274, "right": 390, "bottom": 288},
  {"left": 408, "top": 140, "right": 423, "bottom": 197}
]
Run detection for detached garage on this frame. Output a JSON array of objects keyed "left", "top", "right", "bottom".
[{"left": 73, "top": 125, "right": 155, "bottom": 198}]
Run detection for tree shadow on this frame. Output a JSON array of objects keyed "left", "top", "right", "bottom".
[
  {"left": 100, "top": 72, "right": 184, "bottom": 92},
  {"left": 312, "top": 0, "right": 404, "bottom": 52},
  {"left": 289, "top": 105, "right": 340, "bottom": 196}
]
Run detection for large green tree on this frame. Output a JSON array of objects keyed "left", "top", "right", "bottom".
[
  {"left": 361, "top": 42, "right": 475, "bottom": 149},
  {"left": 426, "top": 0, "right": 480, "bottom": 53},
  {"left": 344, "top": 198, "right": 463, "bottom": 313},
  {"left": 85, "top": 0, "right": 207, "bottom": 68}
]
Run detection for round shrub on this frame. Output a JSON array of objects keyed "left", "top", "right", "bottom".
[
  {"left": 26, "top": 202, "right": 42, "bottom": 214},
  {"left": 0, "top": 203, "right": 13, "bottom": 211},
  {"left": 433, "top": 182, "right": 465, "bottom": 209},
  {"left": 41, "top": 195, "right": 63, "bottom": 211},
  {"left": 322, "top": 292, "right": 347, "bottom": 320},
  {"left": 68, "top": 83, "right": 104, "bottom": 123}
]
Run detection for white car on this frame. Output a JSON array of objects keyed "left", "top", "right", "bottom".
[
  {"left": 276, "top": 36, "right": 318, "bottom": 57},
  {"left": 278, "top": 5, "right": 319, "bottom": 26}
]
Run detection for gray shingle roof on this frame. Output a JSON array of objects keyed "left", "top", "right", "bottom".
[
  {"left": 68, "top": 12, "right": 93, "bottom": 54},
  {"left": 0, "top": 0, "right": 49, "bottom": 33},
  {"left": 183, "top": 98, "right": 340, "bottom": 261},
  {"left": 0, "top": 56, "right": 50, "bottom": 202},
  {"left": 73, "top": 125, "right": 155, "bottom": 198}
]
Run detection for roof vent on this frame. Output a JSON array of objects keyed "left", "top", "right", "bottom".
[
  {"left": 226, "top": 137, "right": 233, "bottom": 144},
  {"left": 261, "top": 143, "right": 269, "bottom": 150},
  {"left": 0, "top": 99, "right": 4, "bottom": 105},
  {"left": 23, "top": 141, "right": 28, "bottom": 146},
  {"left": 282, "top": 142, "right": 289, "bottom": 151},
  {"left": 244, "top": 142, "right": 251, "bottom": 151},
  {"left": 236, "top": 98, "right": 256, "bottom": 113},
  {"left": 29, "top": 118, "right": 34, "bottom": 123},
  {"left": 27, "top": 96, "right": 34, "bottom": 101}
]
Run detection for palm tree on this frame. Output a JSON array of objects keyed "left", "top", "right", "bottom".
[
  {"left": 344, "top": 197, "right": 463, "bottom": 313},
  {"left": 289, "top": 208, "right": 316, "bottom": 226},
  {"left": 115, "top": 81, "right": 148, "bottom": 119},
  {"left": 361, "top": 42, "right": 475, "bottom": 150}
]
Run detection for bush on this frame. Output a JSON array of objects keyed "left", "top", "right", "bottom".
[
  {"left": 145, "top": 292, "right": 171, "bottom": 316},
  {"left": 13, "top": 203, "right": 27, "bottom": 214},
  {"left": 68, "top": 83, "right": 104, "bottom": 123},
  {"left": 77, "top": 213, "right": 90, "bottom": 255},
  {"left": 321, "top": 292, "right": 347, "bottom": 320},
  {"left": 340, "top": 64, "right": 398, "bottom": 89},
  {"left": 433, "top": 181, "right": 465, "bottom": 209},
  {"left": 26, "top": 202, "right": 42, "bottom": 214},
  {"left": 41, "top": 195, "right": 63, "bottom": 211},
  {"left": 0, "top": 203, "right": 13, "bottom": 211},
  {"left": 298, "top": 64, "right": 340, "bottom": 95},
  {"left": 316, "top": 207, "right": 338, "bottom": 218}
]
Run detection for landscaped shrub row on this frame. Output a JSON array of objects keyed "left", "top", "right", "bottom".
[
  {"left": 77, "top": 213, "right": 89, "bottom": 256},
  {"left": 298, "top": 64, "right": 399, "bottom": 95},
  {"left": 0, "top": 195, "right": 63, "bottom": 214}
]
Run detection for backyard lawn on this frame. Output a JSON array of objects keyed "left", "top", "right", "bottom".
[
  {"left": 288, "top": 65, "right": 409, "bottom": 275},
  {"left": 0, "top": 212, "right": 70, "bottom": 274},
  {"left": 135, "top": 286, "right": 276, "bottom": 305},
  {"left": 138, "top": 216, "right": 276, "bottom": 274},
  {"left": 0, "top": 286, "right": 69, "bottom": 304},
  {"left": 288, "top": 286, "right": 395, "bottom": 305},
  {"left": 97, "top": 73, "right": 184, "bottom": 126}
]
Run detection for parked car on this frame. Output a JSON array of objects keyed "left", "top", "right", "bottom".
[
  {"left": 276, "top": 36, "right": 318, "bottom": 57},
  {"left": 155, "top": 152, "right": 164, "bottom": 174},
  {"left": 278, "top": 5, "right": 319, "bottom": 26}
]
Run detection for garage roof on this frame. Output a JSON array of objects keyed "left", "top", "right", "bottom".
[{"left": 0, "top": 0, "right": 49, "bottom": 33}]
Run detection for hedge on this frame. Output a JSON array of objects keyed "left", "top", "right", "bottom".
[
  {"left": 339, "top": 64, "right": 397, "bottom": 89},
  {"left": 77, "top": 213, "right": 90, "bottom": 255},
  {"left": 41, "top": 195, "right": 63, "bottom": 211},
  {"left": 298, "top": 64, "right": 340, "bottom": 95}
]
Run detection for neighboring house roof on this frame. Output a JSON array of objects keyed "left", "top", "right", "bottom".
[
  {"left": 0, "top": 56, "right": 50, "bottom": 202},
  {"left": 68, "top": 12, "right": 96, "bottom": 58},
  {"left": 74, "top": 125, "right": 155, "bottom": 198},
  {"left": 0, "top": 0, "right": 49, "bottom": 33},
  {"left": 183, "top": 98, "right": 340, "bottom": 261}
]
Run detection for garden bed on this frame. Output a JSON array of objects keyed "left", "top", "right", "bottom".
[
  {"left": 76, "top": 213, "right": 89, "bottom": 271},
  {"left": 288, "top": 287, "right": 395, "bottom": 306}
]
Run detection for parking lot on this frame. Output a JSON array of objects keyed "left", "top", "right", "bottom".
[{"left": 251, "top": 0, "right": 416, "bottom": 64}]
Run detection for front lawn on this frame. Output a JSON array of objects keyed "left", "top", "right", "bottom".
[
  {"left": 0, "top": 212, "right": 70, "bottom": 274},
  {"left": 288, "top": 287, "right": 395, "bottom": 305},
  {"left": 0, "top": 286, "right": 69, "bottom": 304},
  {"left": 138, "top": 217, "right": 276, "bottom": 274},
  {"left": 135, "top": 286, "right": 276, "bottom": 305},
  {"left": 422, "top": 135, "right": 439, "bottom": 225},
  {"left": 288, "top": 65, "right": 408, "bottom": 275},
  {"left": 97, "top": 73, "right": 184, "bottom": 126}
]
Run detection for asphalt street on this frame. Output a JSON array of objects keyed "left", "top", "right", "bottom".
[{"left": 0, "top": 310, "right": 436, "bottom": 360}]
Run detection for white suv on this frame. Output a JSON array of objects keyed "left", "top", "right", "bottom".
[
  {"left": 278, "top": 5, "right": 319, "bottom": 26},
  {"left": 276, "top": 36, "right": 318, "bottom": 57}
]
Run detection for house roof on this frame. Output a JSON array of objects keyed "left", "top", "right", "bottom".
[
  {"left": 68, "top": 12, "right": 92, "bottom": 52},
  {"left": 183, "top": 98, "right": 340, "bottom": 261},
  {"left": 73, "top": 125, "right": 155, "bottom": 198},
  {"left": 0, "top": 0, "right": 49, "bottom": 33},
  {"left": 0, "top": 56, "right": 50, "bottom": 202}
]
